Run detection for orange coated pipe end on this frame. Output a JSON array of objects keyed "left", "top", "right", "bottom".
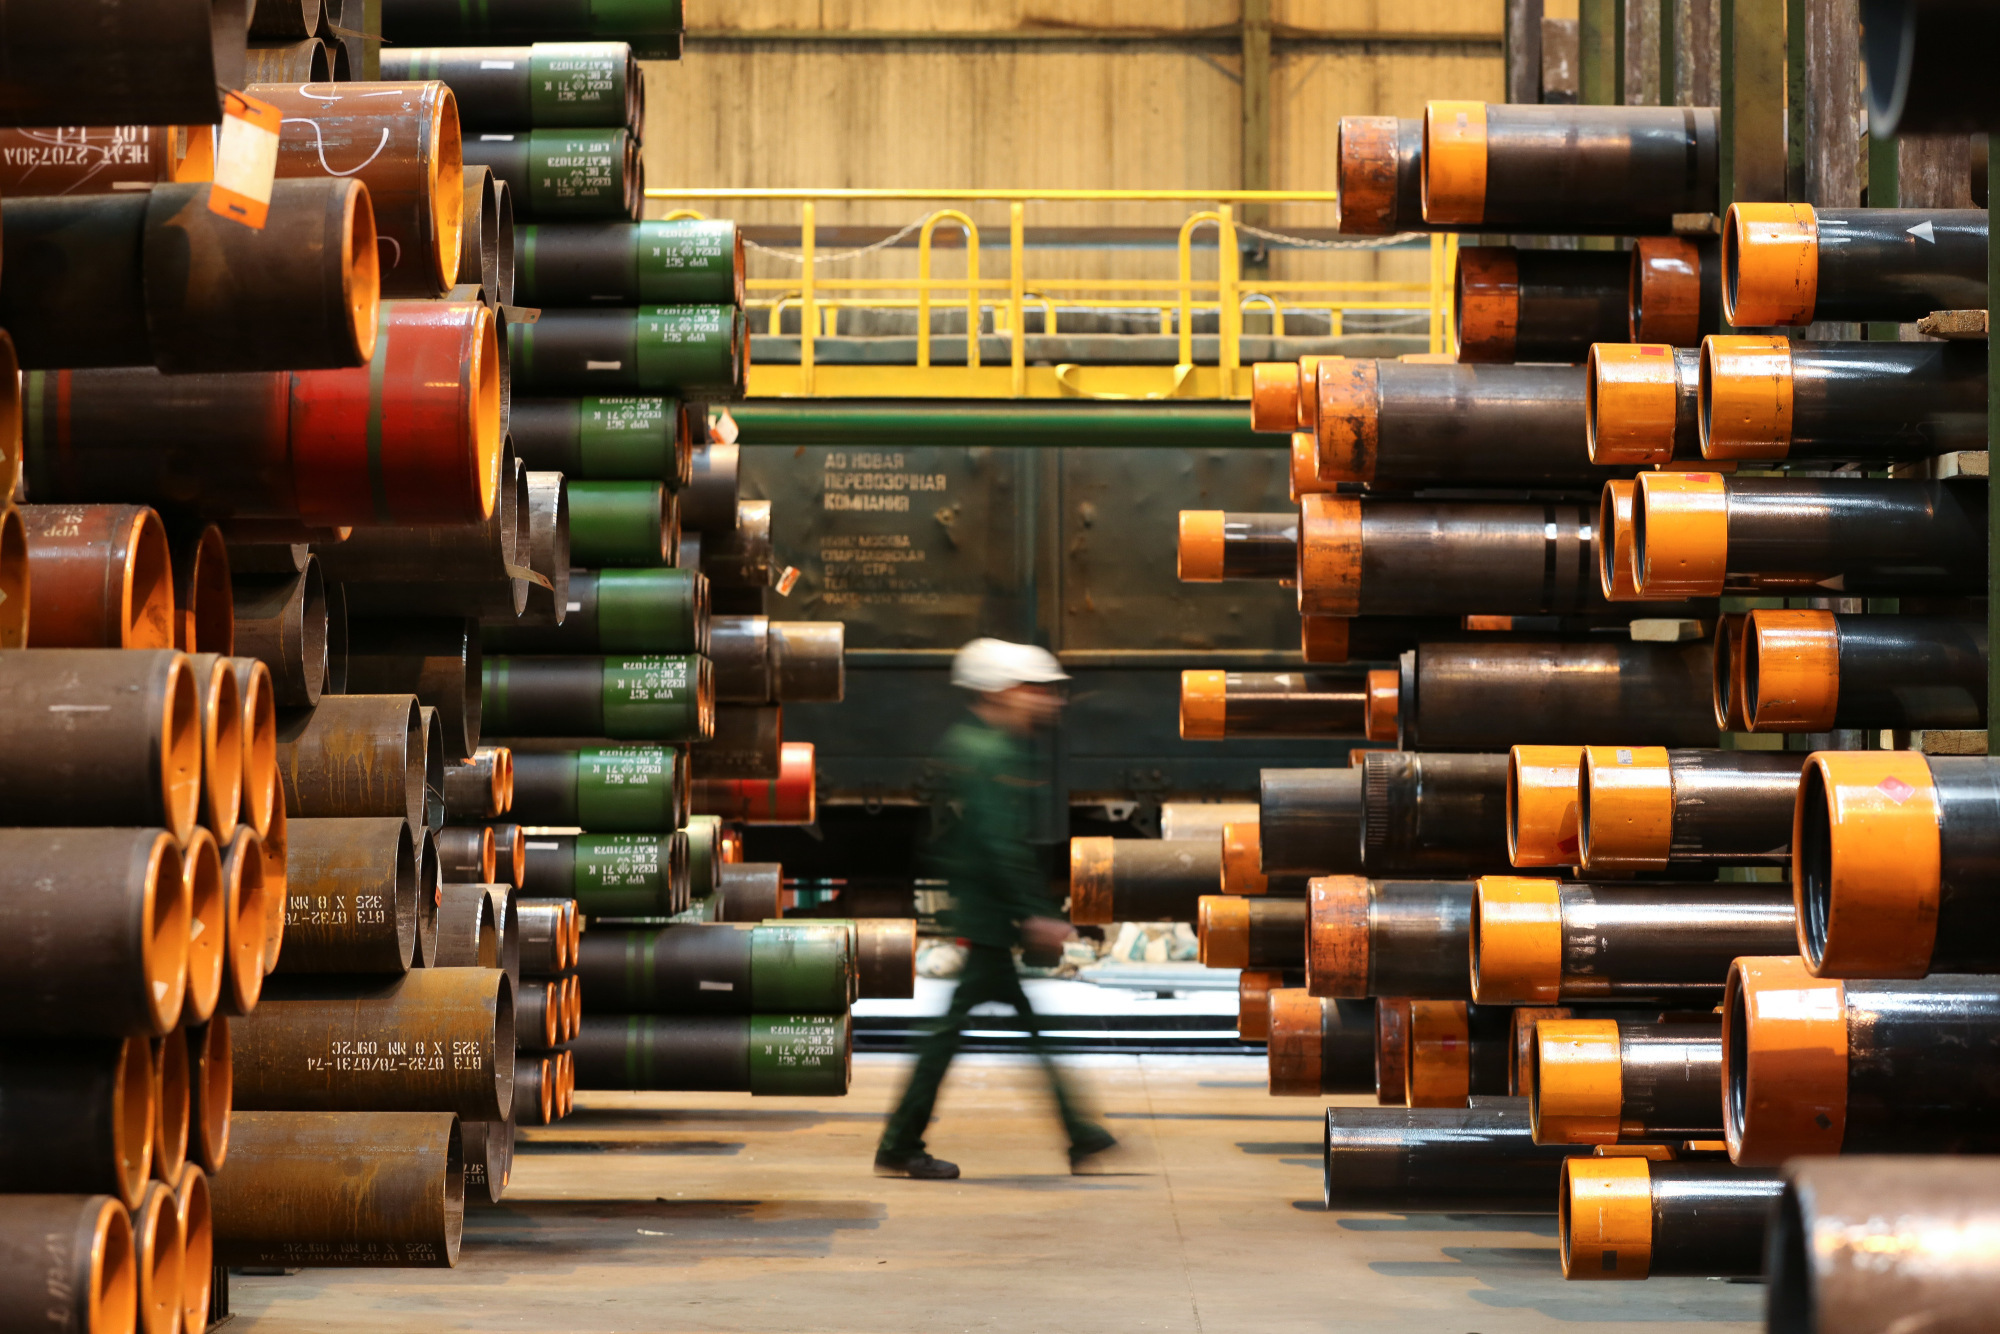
[
  {"left": 1560, "top": 1156, "right": 1654, "bottom": 1279},
  {"left": 1300, "top": 614, "right": 1349, "bottom": 664},
  {"left": 1629, "top": 236, "right": 1704, "bottom": 345},
  {"left": 1744, "top": 609, "right": 1840, "bottom": 732},
  {"left": 1633, "top": 471, "right": 1729, "bottom": 599},
  {"left": 1068, "top": 838, "right": 1116, "bottom": 925},
  {"left": 1587, "top": 343, "right": 1681, "bottom": 465},
  {"left": 1712, "top": 612, "right": 1750, "bottom": 730},
  {"left": 84, "top": 1195, "right": 138, "bottom": 1334},
  {"left": 1363, "top": 670, "right": 1399, "bottom": 743},
  {"left": 1722, "top": 202, "right": 1819, "bottom": 327},
  {"left": 1722, "top": 956, "right": 1847, "bottom": 1165},
  {"left": 1267, "top": 988, "right": 1325, "bottom": 1096},
  {"left": 1597, "top": 479, "right": 1641, "bottom": 601},
  {"left": 1237, "top": 969, "right": 1286, "bottom": 1042},
  {"left": 1179, "top": 669, "right": 1228, "bottom": 740},
  {"left": 1531, "top": 1019, "right": 1624, "bottom": 1146},
  {"left": 1579, "top": 745, "right": 1674, "bottom": 872},
  {"left": 1220, "top": 822, "right": 1270, "bottom": 896},
  {"left": 1306, "top": 875, "right": 1370, "bottom": 998},
  {"left": 1406, "top": 1000, "right": 1472, "bottom": 1107},
  {"left": 1313, "top": 358, "right": 1380, "bottom": 484},
  {"left": 341, "top": 178, "right": 383, "bottom": 365},
  {"left": 115, "top": 1036, "right": 157, "bottom": 1208},
  {"left": 1334, "top": 115, "right": 1403, "bottom": 235},
  {"left": 1508, "top": 745, "right": 1584, "bottom": 868},
  {"left": 1295, "top": 356, "right": 1327, "bottom": 429},
  {"left": 1699, "top": 334, "right": 1795, "bottom": 460},
  {"left": 1290, "top": 432, "right": 1335, "bottom": 500},
  {"left": 1421, "top": 100, "right": 1488, "bottom": 225},
  {"left": 1197, "top": 894, "right": 1251, "bottom": 968},
  {"left": 1177, "top": 511, "right": 1227, "bottom": 582},
  {"left": 1298, "top": 494, "right": 1363, "bottom": 617},
  {"left": 1250, "top": 362, "right": 1302, "bottom": 433},
  {"left": 1454, "top": 246, "right": 1520, "bottom": 362},
  {"left": 1471, "top": 876, "right": 1563, "bottom": 1005},
  {"left": 179, "top": 826, "right": 225, "bottom": 1027},
  {"left": 1794, "top": 751, "right": 1942, "bottom": 979}
]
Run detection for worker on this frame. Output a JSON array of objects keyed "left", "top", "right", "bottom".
[{"left": 875, "top": 637, "right": 1118, "bottom": 1180}]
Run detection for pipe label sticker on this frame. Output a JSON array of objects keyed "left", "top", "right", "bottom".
[
  {"left": 209, "top": 90, "right": 282, "bottom": 229},
  {"left": 1876, "top": 775, "right": 1917, "bottom": 803}
]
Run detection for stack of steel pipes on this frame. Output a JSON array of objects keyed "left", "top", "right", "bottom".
[{"left": 1111, "top": 42, "right": 2000, "bottom": 1314}]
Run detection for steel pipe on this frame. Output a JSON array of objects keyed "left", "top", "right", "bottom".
[
  {"left": 1333, "top": 116, "right": 1432, "bottom": 235},
  {"left": 490, "top": 569, "right": 708, "bottom": 659},
  {"left": 1422, "top": 102, "right": 1720, "bottom": 233},
  {"left": 1724, "top": 204, "right": 1986, "bottom": 326},
  {"left": 130, "top": 1177, "right": 180, "bottom": 1334},
  {"left": 443, "top": 747, "right": 512, "bottom": 823},
  {"left": 1196, "top": 895, "right": 1305, "bottom": 969},
  {"left": 511, "top": 220, "right": 744, "bottom": 306},
  {"left": 187, "top": 1020, "right": 229, "bottom": 1173},
  {"left": 0, "top": 124, "right": 196, "bottom": 195},
  {"left": 567, "top": 480, "right": 678, "bottom": 568},
  {"left": 1627, "top": 235, "right": 1723, "bottom": 346},
  {"left": 511, "top": 744, "right": 687, "bottom": 831},
  {"left": 169, "top": 523, "right": 233, "bottom": 656},
  {"left": 1403, "top": 1000, "right": 1512, "bottom": 1107},
  {"left": 1700, "top": 336, "right": 1986, "bottom": 461},
  {"left": 1529, "top": 1015, "right": 1723, "bottom": 1144},
  {"left": 221, "top": 826, "right": 272, "bottom": 1015},
  {"left": 277, "top": 817, "right": 417, "bottom": 975},
  {"left": 573, "top": 1013, "right": 850, "bottom": 1096},
  {"left": 1473, "top": 877, "right": 1797, "bottom": 1005},
  {"left": 150, "top": 1028, "right": 190, "bottom": 1185},
  {"left": 1312, "top": 359, "right": 1596, "bottom": 488},
  {"left": 1632, "top": 473, "right": 1986, "bottom": 598},
  {"left": 1219, "top": 822, "right": 1309, "bottom": 897},
  {"left": 464, "top": 129, "right": 640, "bottom": 221},
  {"left": 0, "top": 1037, "right": 155, "bottom": 1206},
  {"left": 1794, "top": 752, "right": 2000, "bottom": 978},
  {"left": 713, "top": 864, "right": 784, "bottom": 923},
  {"left": 177, "top": 830, "right": 225, "bottom": 1027},
  {"left": 1258, "top": 767, "right": 1360, "bottom": 875},
  {"left": 344, "top": 618, "right": 483, "bottom": 764},
  {"left": 678, "top": 440, "right": 740, "bottom": 535},
  {"left": 1561, "top": 1157, "right": 1781, "bottom": 1280},
  {"left": 1068, "top": 838, "right": 1219, "bottom": 925},
  {"left": 19, "top": 504, "right": 174, "bottom": 649},
  {"left": 235, "top": 968, "right": 513, "bottom": 1120},
  {"left": 1726, "top": 956, "right": 2000, "bottom": 1162},
  {"left": 685, "top": 814, "right": 730, "bottom": 900},
  {"left": 701, "top": 499, "right": 773, "bottom": 588},
  {"left": 1578, "top": 746, "right": 1804, "bottom": 870},
  {"left": 384, "top": 42, "right": 640, "bottom": 132},
  {"left": 484, "top": 654, "right": 714, "bottom": 742},
  {"left": 1399, "top": 641, "right": 1720, "bottom": 750},
  {"left": 1178, "top": 668, "right": 1366, "bottom": 739},
  {"left": 462, "top": 1118, "right": 511, "bottom": 1207},
  {"left": 514, "top": 900, "right": 569, "bottom": 977},
  {"left": 178, "top": 656, "right": 241, "bottom": 846},
  {"left": 1323, "top": 1100, "right": 1578, "bottom": 1212},
  {"left": 1235, "top": 968, "right": 1301, "bottom": 1041},
  {"left": 435, "top": 826, "right": 495, "bottom": 885},
  {"left": 0, "top": 1192, "right": 136, "bottom": 1333},
  {"left": 1266, "top": 990, "right": 1376, "bottom": 1096},
  {"left": 1455, "top": 247, "right": 1629, "bottom": 364},
  {"left": 1587, "top": 344, "right": 1703, "bottom": 465},
  {"left": 577, "top": 923, "right": 852, "bottom": 1014},
  {"left": 1305, "top": 878, "right": 1473, "bottom": 1000},
  {"left": 707, "top": 617, "right": 844, "bottom": 704},
  {"left": 246, "top": 36, "right": 332, "bottom": 83},
  {"left": 690, "top": 742, "right": 816, "bottom": 825},
  {"left": 1746, "top": 610, "right": 1985, "bottom": 733},
  {"left": 233, "top": 559, "right": 328, "bottom": 708},
  {"left": 512, "top": 395, "right": 692, "bottom": 486},
  {"left": 210, "top": 1110, "right": 463, "bottom": 1267},
  {"left": 848, "top": 918, "right": 918, "bottom": 1000},
  {"left": 1356, "top": 750, "right": 1510, "bottom": 875},
  {"left": 516, "top": 981, "right": 559, "bottom": 1051},
  {"left": 0, "top": 0, "right": 247, "bottom": 128},
  {"left": 278, "top": 693, "right": 431, "bottom": 830},
  {"left": 457, "top": 164, "right": 501, "bottom": 300},
  {"left": 512, "top": 306, "right": 740, "bottom": 399},
  {"left": 433, "top": 884, "right": 498, "bottom": 969},
  {"left": 522, "top": 831, "right": 689, "bottom": 918},
  {"left": 1508, "top": 744, "right": 1583, "bottom": 868}
]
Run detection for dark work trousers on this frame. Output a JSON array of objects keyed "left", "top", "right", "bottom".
[{"left": 878, "top": 944, "right": 1111, "bottom": 1158}]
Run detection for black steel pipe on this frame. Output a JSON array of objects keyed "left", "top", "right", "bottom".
[
  {"left": 1068, "top": 838, "right": 1221, "bottom": 925},
  {"left": 0, "top": 1193, "right": 136, "bottom": 1333},
  {"left": 1473, "top": 877, "right": 1797, "bottom": 1005},
  {"left": 1632, "top": 473, "right": 1986, "bottom": 598},
  {"left": 1529, "top": 1015, "right": 1723, "bottom": 1143},
  {"left": 576, "top": 924, "right": 853, "bottom": 1015},
  {"left": 1578, "top": 746, "right": 1803, "bottom": 870},
  {"left": 1724, "top": 203, "right": 1986, "bottom": 325},
  {"left": 485, "top": 568, "right": 710, "bottom": 657},
  {"left": 1197, "top": 895, "right": 1306, "bottom": 969},
  {"left": 1560, "top": 1157, "right": 1781, "bottom": 1280},
  {"left": 573, "top": 1013, "right": 851, "bottom": 1096},
  {"left": 521, "top": 831, "right": 689, "bottom": 918},
  {"left": 1357, "top": 750, "right": 1510, "bottom": 876},
  {"left": 1743, "top": 610, "right": 1986, "bottom": 732},
  {"left": 463, "top": 129, "right": 641, "bottom": 223},
  {"left": 344, "top": 617, "right": 483, "bottom": 764},
  {"left": 510, "top": 745, "right": 688, "bottom": 831},
  {"left": 511, "top": 220, "right": 745, "bottom": 306},
  {"left": 1323, "top": 1100, "right": 1579, "bottom": 1213},
  {"left": 1455, "top": 247, "right": 1629, "bottom": 364},
  {"left": 1258, "top": 767, "right": 1362, "bottom": 875},
  {"left": 483, "top": 654, "right": 714, "bottom": 743},
  {"left": 1399, "top": 641, "right": 1719, "bottom": 751},
  {"left": 680, "top": 441, "right": 741, "bottom": 535},
  {"left": 511, "top": 396, "right": 693, "bottom": 485},
  {"left": 1404, "top": 1000, "right": 1514, "bottom": 1107},
  {"left": 1700, "top": 337, "right": 1986, "bottom": 462},
  {"left": 278, "top": 693, "right": 431, "bottom": 830},
  {"left": 1861, "top": 0, "right": 2000, "bottom": 135},
  {"left": 1178, "top": 668, "right": 1367, "bottom": 739},
  {"left": 0, "top": 1037, "right": 155, "bottom": 1206},
  {"left": 1175, "top": 510, "right": 1296, "bottom": 582},
  {"left": 0, "top": 0, "right": 247, "bottom": 126},
  {"left": 1422, "top": 102, "right": 1720, "bottom": 233},
  {"left": 382, "top": 43, "right": 641, "bottom": 133},
  {"left": 1310, "top": 359, "right": 1597, "bottom": 489},
  {"left": 1305, "top": 877, "right": 1474, "bottom": 1000}
]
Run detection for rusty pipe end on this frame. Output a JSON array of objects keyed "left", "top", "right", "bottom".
[
  {"left": 1597, "top": 479, "right": 1641, "bottom": 602},
  {"left": 1305, "top": 875, "right": 1370, "bottom": 998},
  {"left": 1420, "top": 100, "right": 1488, "bottom": 225},
  {"left": 1629, "top": 236, "right": 1704, "bottom": 346},
  {"left": 1176, "top": 511, "right": 1226, "bottom": 582},
  {"left": 480, "top": 825, "right": 497, "bottom": 884},
  {"left": 1453, "top": 247, "right": 1520, "bottom": 363},
  {"left": 178, "top": 526, "right": 235, "bottom": 656},
  {"left": 1068, "top": 838, "right": 1116, "bottom": 925},
  {"left": 121, "top": 508, "right": 177, "bottom": 650},
  {"left": 1298, "top": 495, "right": 1362, "bottom": 618},
  {"left": 1363, "top": 670, "right": 1399, "bottom": 744},
  {"left": 1631, "top": 471, "right": 1729, "bottom": 599},
  {"left": 1334, "top": 116, "right": 1403, "bottom": 235},
  {"left": 1266, "top": 989, "right": 1325, "bottom": 1096},
  {"left": 1587, "top": 343, "right": 1681, "bottom": 465},
  {"left": 1300, "top": 614, "right": 1349, "bottom": 663},
  {"left": 1531, "top": 1018, "right": 1623, "bottom": 1145},
  {"left": 1179, "top": 670, "right": 1227, "bottom": 740},
  {"left": 1722, "top": 202, "right": 1818, "bottom": 327},
  {"left": 1250, "top": 362, "right": 1302, "bottom": 432},
  {"left": 1794, "top": 751, "right": 1941, "bottom": 979},
  {"left": 1743, "top": 609, "right": 1840, "bottom": 733},
  {"left": 427, "top": 84, "right": 466, "bottom": 295},
  {"left": 1197, "top": 894, "right": 1251, "bottom": 969},
  {"left": 179, "top": 826, "right": 225, "bottom": 1026},
  {"left": 1507, "top": 744, "right": 1583, "bottom": 868},
  {"left": 1560, "top": 1156, "right": 1654, "bottom": 1279},
  {"left": 1699, "top": 334, "right": 1795, "bottom": 460},
  {"left": 1578, "top": 745, "right": 1674, "bottom": 872},
  {"left": 1220, "top": 822, "right": 1269, "bottom": 896},
  {"left": 469, "top": 304, "right": 503, "bottom": 521},
  {"left": 1470, "top": 876, "right": 1563, "bottom": 1005},
  {"left": 1236, "top": 969, "right": 1285, "bottom": 1041},
  {"left": 1723, "top": 956, "right": 1848, "bottom": 1165},
  {"left": 1312, "top": 360, "right": 1379, "bottom": 485},
  {"left": 0, "top": 505, "right": 26, "bottom": 649}
]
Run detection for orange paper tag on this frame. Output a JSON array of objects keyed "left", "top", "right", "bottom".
[{"left": 208, "top": 90, "right": 282, "bottom": 228}]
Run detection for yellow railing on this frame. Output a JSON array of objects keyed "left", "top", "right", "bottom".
[{"left": 645, "top": 187, "right": 1456, "bottom": 398}]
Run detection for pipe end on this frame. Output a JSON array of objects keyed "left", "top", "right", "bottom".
[
  {"left": 1722, "top": 202, "right": 1819, "bottom": 327},
  {"left": 1179, "top": 670, "right": 1228, "bottom": 740},
  {"left": 1068, "top": 838, "right": 1117, "bottom": 925},
  {"left": 1586, "top": 343, "right": 1681, "bottom": 465},
  {"left": 1470, "top": 876, "right": 1563, "bottom": 1005},
  {"left": 1306, "top": 875, "right": 1371, "bottom": 998},
  {"left": 1176, "top": 511, "right": 1227, "bottom": 582},
  {"left": 1197, "top": 894, "right": 1251, "bottom": 968},
  {"left": 1507, "top": 744, "right": 1583, "bottom": 867}
]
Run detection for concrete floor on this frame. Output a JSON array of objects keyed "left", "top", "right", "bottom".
[{"left": 229, "top": 1053, "right": 1762, "bottom": 1333}]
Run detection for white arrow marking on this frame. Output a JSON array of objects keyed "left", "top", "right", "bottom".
[{"left": 1909, "top": 220, "right": 1937, "bottom": 243}]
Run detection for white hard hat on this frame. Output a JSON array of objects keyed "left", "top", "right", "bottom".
[{"left": 951, "top": 638, "right": 1069, "bottom": 693}]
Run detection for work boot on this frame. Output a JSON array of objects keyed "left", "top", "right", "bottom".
[{"left": 874, "top": 1151, "right": 960, "bottom": 1180}]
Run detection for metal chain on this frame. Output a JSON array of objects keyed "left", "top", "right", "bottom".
[
  {"left": 741, "top": 215, "right": 932, "bottom": 264},
  {"left": 1232, "top": 222, "right": 1427, "bottom": 250}
]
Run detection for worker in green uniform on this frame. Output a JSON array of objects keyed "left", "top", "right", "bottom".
[{"left": 875, "top": 638, "right": 1118, "bottom": 1180}]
